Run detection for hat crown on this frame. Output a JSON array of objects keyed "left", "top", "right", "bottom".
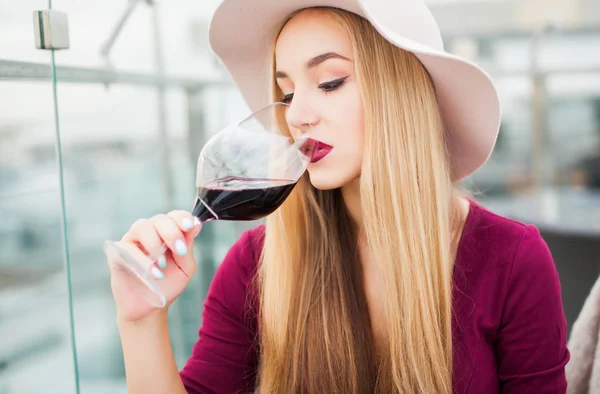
[{"left": 356, "top": 0, "right": 444, "bottom": 51}]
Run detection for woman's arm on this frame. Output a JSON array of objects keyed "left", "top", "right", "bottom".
[
  {"left": 110, "top": 210, "right": 202, "bottom": 394},
  {"left": 118, "top": 311, "right": 189, "bottom": 394},
  {"left": 496, "top": 225, "right": 570, "bottom": 393},
  {"left": 115, "top": 227, "right": 261, "bottom": 394}
]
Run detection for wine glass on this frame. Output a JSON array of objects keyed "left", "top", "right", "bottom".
[{"left": 103, "top": 102, "right": 318, "bottom": 308}]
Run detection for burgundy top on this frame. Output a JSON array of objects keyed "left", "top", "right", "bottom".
[{"left": 180, "top": 201, "right": 570, "bottom": 393}]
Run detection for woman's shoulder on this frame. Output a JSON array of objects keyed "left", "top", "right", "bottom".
[
  {"left": 460, "top": 199, "right": 557, "bottom": 288},
  {"left": 465, "top": 199, "right": 533, "bottom": 240},
  {"left": 465, "top": 202, "right": 569, "bottom": 389},
  {"left": 463, "top": 199, "right": 549, "bottom": 257}
]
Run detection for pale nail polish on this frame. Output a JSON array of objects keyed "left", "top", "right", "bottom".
[
  {"left": 157, "top": 255, "right": 167, "bottom": 269},
  {"left": 151, "top": 267, "right": 164, "bottom": 279},
  {"left": 175, "top": 239, "right": 188, "bottom": 256},
  {"left": 182, "top": 218, "right": 193, "bottom": 231},
  {"left": 193, "top": 217, "right": 201, "bottom": 226}
]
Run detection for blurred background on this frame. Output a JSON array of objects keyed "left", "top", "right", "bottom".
[{"left": 0, "top": 0, "right": 598, "bottom": 393}]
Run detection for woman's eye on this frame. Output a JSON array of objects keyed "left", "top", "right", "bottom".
[
  {"left": 319, "top": 76, "right": 349, "bottom": 92},
  {"left": 281, "top": 76, "right": 348, "bottom": 103},
  {"left": 282, "top": 93, "right": 294, "bottom": 103}
]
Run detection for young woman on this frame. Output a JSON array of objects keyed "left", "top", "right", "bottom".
[{"left": 110, "top": 1, "right": 570, "bottom": 393}]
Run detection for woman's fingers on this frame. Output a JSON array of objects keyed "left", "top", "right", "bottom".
[
  {"left": 166, "top": 210, "right": 201, "bottom": 233},
  {"left": 120, "top": 219, "right": 164, "bottom": 274},
  {"left": 148, "top": 214, "right": 188, "bottom": 258},
  {"left": 118, "top": 211, "right": 201, "bottom": 279},
  {"left": 166, "top": 210, "right": 202, "bottom": 248},
  {"left": 106, "top": 241, "right": 155, "bottom": 274},
  {"left": 151, "top": 212, "right": 200, "bottom": 278},
  {"left": 125, "top": 219, "right": 163, "bottom": 253}
]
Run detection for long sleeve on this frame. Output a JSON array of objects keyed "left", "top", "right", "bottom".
[
  {"left": 496, "top": 225, "right": 570, "bottom": 393},
  {"left": 179, "top": 228, "right": 261, "bottom": 394}
]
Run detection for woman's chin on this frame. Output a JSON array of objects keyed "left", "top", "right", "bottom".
[{"left": 307, "top": 171, "right": 344, "bottom": 191}]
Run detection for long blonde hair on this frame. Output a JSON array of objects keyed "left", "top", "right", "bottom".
[{"left": 257, "top": 7, "right": 464, "bottom": 393}]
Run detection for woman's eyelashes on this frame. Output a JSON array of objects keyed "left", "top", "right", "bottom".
[
  {"left": 283, "top": 93, "right": 294, "bottom": 104},
  {"left": 282, "top": 76, "right": 349, "bottom": 103},
  {"left": 319, "top": 75, "right": 349, "bottom": 92}
]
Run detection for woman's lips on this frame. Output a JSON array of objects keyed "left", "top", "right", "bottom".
[
  {"left": 310, "top": 142, "right": 333, "bottom": 163},
  {"left": 298, "top": 138, "right": 333, "bottom": 163}
]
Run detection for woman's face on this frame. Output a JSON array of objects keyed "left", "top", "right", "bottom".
[{"left": 275, "top": 10, "right": 364, "bottom": 190}]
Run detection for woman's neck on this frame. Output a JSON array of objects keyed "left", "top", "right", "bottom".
[{"left": 341, "top": 177, "right": 362, "bottom": 228}]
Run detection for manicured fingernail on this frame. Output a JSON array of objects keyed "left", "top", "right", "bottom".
[
  {"left": 151, "top": 267, "right": 164, "bottom": 279},
  {"left": 181, "top": 218, "right": 193, "bottom": 231},
  {"left": 193, "top": 217, "right": 201, "bottom": 226},
  {"left": 157, "top": 254, "right": 167, "bottom": 269},
  {"left": 175, "top": 239, "right": 187, "bottom": 256}
]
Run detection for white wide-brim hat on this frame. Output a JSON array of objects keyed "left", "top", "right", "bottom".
[{"left": 208, "top": 0, "right": 501, "bottom": 181}]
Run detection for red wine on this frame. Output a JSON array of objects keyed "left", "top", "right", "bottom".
[{"left": 192, "top": 176, "right": 297, "bottom": 222}]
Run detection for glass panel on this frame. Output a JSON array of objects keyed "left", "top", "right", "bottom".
[
  {"left": 48, "top": 82, "right": 254, "bottom": 392},
  {"left": 49, "top": 82, "right": 169, "bottom": 393},
  {"left": 0, "top": 81, "right": 77, "bottom": 392},
  {"left": 0, "top": 2, "right": 78, "bottom": 393},
  {"left": 50, "top": 1, "right": 252, "bottom": 388}
]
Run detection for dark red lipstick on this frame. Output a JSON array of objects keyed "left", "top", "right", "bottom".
[
  {"left": 297, "top": 138, "right": 334, "bottom": 163},
  {"left": 309, "top": 141, "right": 333, "bottom": 163}
]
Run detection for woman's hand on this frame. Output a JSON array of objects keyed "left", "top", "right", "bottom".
[{"left": 107, "top": 210, "right": 202, "bottom": 323}]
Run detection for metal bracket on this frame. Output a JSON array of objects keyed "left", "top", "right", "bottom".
[{"left": 33, "top": 10, "right": 70, "bottom": 50}]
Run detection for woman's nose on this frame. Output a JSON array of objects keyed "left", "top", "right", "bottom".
[{"left": 285, "top": 95, "right": 319, "bottom": 136}]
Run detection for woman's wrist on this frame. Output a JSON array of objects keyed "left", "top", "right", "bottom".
[{"left": 117, "top": 308, "right": 169, "bottom": 329}]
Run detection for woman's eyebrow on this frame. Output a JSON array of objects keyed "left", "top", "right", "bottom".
[
  {"left": 275, "top": 52, "right": 352, "bottom": 79},
  {"left": 306, "top": 52, "right": 351, "bottom": 68}
]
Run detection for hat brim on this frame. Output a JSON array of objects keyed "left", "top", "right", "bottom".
[{"left": 208, "top": 0, "right": 501, "bottom": 181}]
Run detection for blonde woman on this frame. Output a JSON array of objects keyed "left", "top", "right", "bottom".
[{"left": 110, "top": 1, "right": 570, "bottom": 393}]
